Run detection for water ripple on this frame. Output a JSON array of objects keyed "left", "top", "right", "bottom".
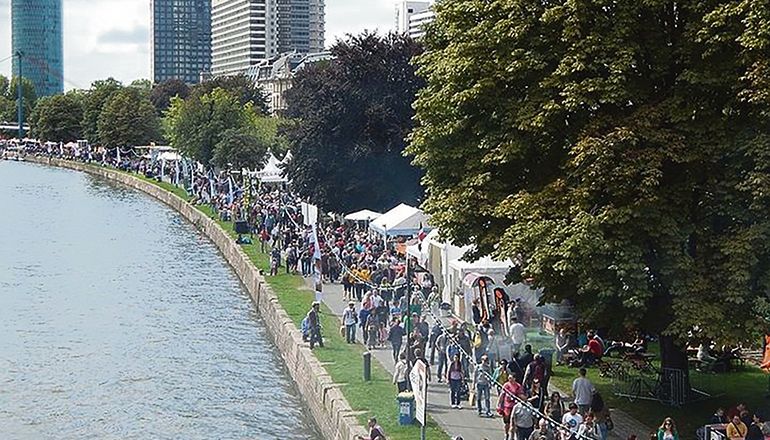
[{"left": 0, "top": 162, "right": 321, "bottom": 440}]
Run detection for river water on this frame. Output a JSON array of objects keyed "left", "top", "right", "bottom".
[{"left": 0, "top": 161, "right": 321, "bottom": 439}]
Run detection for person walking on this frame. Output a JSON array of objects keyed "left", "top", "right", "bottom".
[
  {"left": 572, "top": 368, "right": 595, "bottom": 415},
  {"left": 510, "top": 316, "right": 526, "bottom": 354},
  {"left": 435, "top": 331, "right": 448, "bottom": 383},
  {"left": 307, "top": 301, "right": 323, "bottom": 349},
  {"left": 474, "top": 355, "right": 493, "bottom": 417},
  {"left": 512, "top": 399, "right": 535, "bottom": 440},
  {"left": 387, "top": 318, "right": 405, "bottom": 362},
  {"left": 498, "top": 375, "right": 524, "bottom": 440},
  {"left": 342, "top": 301, "right": 358, "bottom": 344},
  {"left": 447, "top": 353, "right": 465, "bottom": 409},
  {"left": 562, "top": 403, "right": 584, "bottom": 437},
  {"left": 656, "top": 417, "right": 680, "bottom": 440},
  {"left": 393, "top": 352, "right": 409, "bottom": 393}
]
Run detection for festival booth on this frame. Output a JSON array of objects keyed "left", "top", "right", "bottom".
[
  {"left": 449, "top": 257, "right": 513, "bottom": 325},
  {"left": 253, "top": 152, "right": 288, "bottom": 184},
  {"left": 368, "top": 203, "right": 429, "bottom": 243}
]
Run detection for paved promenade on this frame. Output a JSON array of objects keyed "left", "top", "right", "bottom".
[{"left": 308, "top": 277, "right": 652, "bottom": 440}]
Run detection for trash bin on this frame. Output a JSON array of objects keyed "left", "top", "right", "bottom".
[
  {"left": 396, "top": 392, "right": 415, "bottom": 425},
  {"left": 363, "top": 352, "right": 372, "bottom": 381}
]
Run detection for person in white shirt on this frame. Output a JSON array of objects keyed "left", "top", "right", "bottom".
[
  {"left": 562, "top": 403, "right": 584, "bottom": 435},
  {"left": 342, "top": 301, "right": 358, "bottom": 344},
  {"left": 572, "top": 368, "right": 595, "bottom": 414},
  {"left": 393, "top": 353, "right": 409, "bottom": 393},
  {"left": 510, "top": 316, "right": 526, "bottom": 354}
]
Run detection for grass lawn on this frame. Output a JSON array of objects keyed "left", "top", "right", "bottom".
[
  {"left": 525, "top": 331, "right": 769, "bottom": 437},
  {"left": 117, "top": 167, "right": 450, "bottom": 440}
]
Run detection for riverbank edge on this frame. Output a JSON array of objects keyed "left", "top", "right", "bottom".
[{"left": 30, "top": 157, "right": 366, "bottom": 440}]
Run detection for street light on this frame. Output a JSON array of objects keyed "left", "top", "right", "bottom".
[{"left": 15, "top": 50, "right": 24, "bottom": 141}]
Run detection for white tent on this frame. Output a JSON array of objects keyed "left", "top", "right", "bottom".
[
  {"left": 280, "top": 150, "right": 293, "bottom": 164},
  {"left": 254, "top": 152, "right": 288, "bottom": 183},
  {"left": 158, "top": 151, "right": 181, "bottom": 161},
  {"left": 344, "top": 209, "right": 382, "bottom": 222},
  {"left": 449, "top": 256, "right": 513, "bottom": 322},
  {"left": 369, "top": 203, "right": 428, "bottom": 237}
]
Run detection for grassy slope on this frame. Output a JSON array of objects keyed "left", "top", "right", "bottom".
[{"left": 127, "top": 170, "right": 449, "bottom": 440}]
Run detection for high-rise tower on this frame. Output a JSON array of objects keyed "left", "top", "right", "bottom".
[
  {"left": 11, "top": 0, "right": 64, "bottom": 97},
  {"left": 211, "top": 0, "right": 324, "bottom": 77},
  {"left": 151, "top": 0, "right": 211, "bottom": 84}
]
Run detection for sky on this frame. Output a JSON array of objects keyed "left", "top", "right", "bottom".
[{"left": 0, "top": 0, "right": 397, "bottom": 90}]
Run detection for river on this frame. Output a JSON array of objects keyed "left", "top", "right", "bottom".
[{"left": 0, "top": 161, "right": 321, "bottom": 439}]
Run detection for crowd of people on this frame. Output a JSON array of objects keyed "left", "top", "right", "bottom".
[{"left": 16, "top": 144, "right": 768, "bottom": 440}]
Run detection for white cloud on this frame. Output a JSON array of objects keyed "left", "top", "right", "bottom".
[{"left": 0, "top": 0, "right": 397, "bottom": 90}]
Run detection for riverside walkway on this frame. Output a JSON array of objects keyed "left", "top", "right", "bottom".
[{"left": 309, "top": 277, "right": 652, "bottom": 440}]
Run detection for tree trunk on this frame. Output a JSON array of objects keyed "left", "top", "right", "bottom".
[{"left": 658, "top": 334, "right": 691, "bottom": 405}]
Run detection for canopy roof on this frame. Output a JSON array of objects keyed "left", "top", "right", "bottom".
[
  {"left": 450, "top": 255, "right": 512, "bottom": 272},
  {"left": 253, "top": 153, "right": 288, "bottom": 183},
  {"left": 158, "top": 151, "right": 181, "bottom": 161},
  {"left": 344, "top": 209, "right": 382, "bottom": 222},
  {"left": 369, "top": 203, "right": 429, "bottom": 237}
]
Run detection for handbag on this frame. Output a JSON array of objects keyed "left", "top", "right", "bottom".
[{"left": 606, "top": 416, "right": 614, "bottom": 431}]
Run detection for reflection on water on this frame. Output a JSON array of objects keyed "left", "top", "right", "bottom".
[{"left": 0, "top": 161, "right": 321, "bottom": 439}]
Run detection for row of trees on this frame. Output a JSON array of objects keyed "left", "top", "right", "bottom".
[{"left": 22, "top": 73, "right": 274, "bottom": 170}]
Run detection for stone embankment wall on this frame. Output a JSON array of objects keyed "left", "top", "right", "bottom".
[{"left": 30, "top": 157, "right": 366, "bottom": 440}]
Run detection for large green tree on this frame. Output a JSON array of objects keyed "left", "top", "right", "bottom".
[
  {"left": 408, "top": 0, "right": 770, "bottom": 383},
  {"left": 284, "top": 32, "right": 424, "bottom": 212},
  {"left": 81, "top": 78, "right": 123, "bottom": 145},
  {"left": 164, "top": 88, "right": 252, "bottom": 164},
  {"left": 150, "top": 79, "right": 190, "bottom": 114},
  {"left": 29, "top": 92, "right": 84, "bottom": 142},
  {"left": 5, "top": 77, "right": 37, "bottom": 123},
  {"left": 97, "top": 87, "right": 160, "bottom": 148},
  {"left": 191, "top": 74, "right": 269, "bottom": 115},
  {"left": 212, "top": 128, "right": 270, "bottom": 170}
]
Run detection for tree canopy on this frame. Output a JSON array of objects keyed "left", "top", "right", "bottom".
[
  {"left": 29, "top": 92, "right": 84, "bottom": 142},
  {"left": 164, "top": 88, "right": 253, "bottom": 164},
  {"left": 150, "top": 79, "right": 190, "bottom": 114},
  {"left": 212, "top": 128, "right": 269, "bottom": 170},
  {"left": 191, "top": 74, "right": 269, "bottom": 115},
  {"left": 284, "top": 32, "right": 424, "bottom": 213},
  {"left": 82, "top": 78, "right": 123, "bottom": 145},
  {"left": 408, "top": 0, "right": 770, "bottom": 367},
  {"left": 97, "top": 87, "right": 160, "bottom": 148}
]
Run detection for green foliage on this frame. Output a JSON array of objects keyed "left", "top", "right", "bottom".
[
  {"left": 408, "top": 0, "right": 770, "bottom": 354},
  {"left": 81, "top": 78, "right": 123, "bottom": 145},
  {"left": 7, "top": 77, "right": 37, "bottom": 122},
  {"left": 0, "top": 75, "right": 9, "bottom": 97},
  {"left": 97, "top": 87, "right": 160, "bottom": 148},
  {"left": 191, "top": 74, "right": 269, "bottom": 115},
  {"left": 150, "top": 79, "right": 190, "bottom": 114},
  {"left": 164, "top": 88, "right": 251, "bottom": 164},
  {"left": 29, "top": 92, "right": 84, "bottom": 142},
  {"left": 284, "top": 32, "right": 424, "bottom": 212},
  {"left": 212, "top": 128, "right": 269, "bottom": 170}
]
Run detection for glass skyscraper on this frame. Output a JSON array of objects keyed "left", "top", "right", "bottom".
[
  {"left": 151, "top": 0, "right": 211, "bottom": 84},
  {"left": 11, "top": 0, "right": 64, "bottom": 97}
]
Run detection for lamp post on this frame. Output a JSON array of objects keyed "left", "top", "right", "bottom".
[{"left": 15, "top": 50, "right": 24, "bottom": 140}]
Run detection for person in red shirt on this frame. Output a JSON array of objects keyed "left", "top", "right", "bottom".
[
  {"left": 497, "top": 375, "right": 525, "bottom": 440},
  {"left": 578, "top": 331, "right": 603, "bottom": 366}
]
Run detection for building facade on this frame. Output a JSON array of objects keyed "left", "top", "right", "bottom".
[
  {"left": 211, "top": 0, "right": 271, "bottom": 77},
  {"left": 11, "top": 0, "right": 64, "bottom": 97},
  {"left": 151, "top": 0, "right": 211, "bottom": 84},
  {"left": 244, "top": 50, "right": 331, "bottom": 115},
  {"left": 212, "top": 0, "right": 324, "bottom": 77},
  {"left": 395, "top": 0, "right": 434, "bottom": 39}
]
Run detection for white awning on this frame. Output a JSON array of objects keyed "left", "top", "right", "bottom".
[
  {"left": 369, "top": 203, "right": 429, "bottom": 237},
  {"left": 344, "top": 209, "right": 382, "bottom": 222}
]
